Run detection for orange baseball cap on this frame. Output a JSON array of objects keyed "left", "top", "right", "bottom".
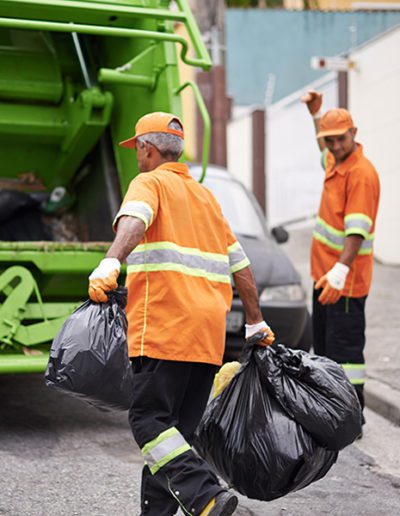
[
  {"left": 317, "top": 108, "right": 355, "bottom": 138},
  {"left": 119, "top": 112, "right": 184, "bottom": 149}
]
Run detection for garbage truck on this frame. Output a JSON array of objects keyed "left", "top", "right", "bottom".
[{"left": 0, "top": 0, "right": 211, "bottom": 373}]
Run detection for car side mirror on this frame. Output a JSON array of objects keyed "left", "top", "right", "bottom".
[{"left": 271, "top": 226, "right": 289, "bottom": 244}]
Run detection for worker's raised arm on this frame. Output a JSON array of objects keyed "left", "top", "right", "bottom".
[
  {"left": 232, "top": 265, "right": 275, "bottom": 346},
  {"left": 301, "top": 90, "right": 326, "bottom": 152}
]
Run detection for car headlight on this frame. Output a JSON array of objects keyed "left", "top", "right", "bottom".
[{"left": 259, "top": 284, "right": 305, "bottom": 302}]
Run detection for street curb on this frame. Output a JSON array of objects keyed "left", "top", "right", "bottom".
[{"left": 365, "top": 377, "right": 400, "bottom": 427}]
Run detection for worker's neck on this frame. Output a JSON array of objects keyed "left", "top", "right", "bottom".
[{"left": 155, "top": 156, "right": 178, "bottom": 167}]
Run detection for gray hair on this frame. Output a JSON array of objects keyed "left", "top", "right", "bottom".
[{"left": 137, "top": 120, "right": 184, "bottom": 160}]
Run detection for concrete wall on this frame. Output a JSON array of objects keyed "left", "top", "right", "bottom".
[
  {"left": 348, "top": 26, "right": 400, "bottom": 264},
  {"left": 225, "top": 9, "right": 400, "bottom": 105},
  {"left": 227, "top": 108, "right": 253, "bottom": 190},
  {"left": 266, "top": 73, "right": 338, "bottom": 228}
]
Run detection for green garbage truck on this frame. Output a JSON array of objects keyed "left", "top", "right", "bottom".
[{"left": 0, "top": 0, "right": 211, "bottom": 373}]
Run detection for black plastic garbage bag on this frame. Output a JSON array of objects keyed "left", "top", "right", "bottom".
[
  {"left": 195, "top": 347, "right": 338, "bottom": 501},
  {"left": 255, "top": 345, "right": 362, "bottom": 451},
  {"left": 45, "top": 288, "right": 133, "bottom": 411}
]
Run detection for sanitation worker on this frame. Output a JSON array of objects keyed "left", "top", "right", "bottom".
[
  {"left": 301, "top": 92, "right": 380, "bottom": 430},
  {"left": 88, "top": 112, "right": 275, "bottom": 516}
]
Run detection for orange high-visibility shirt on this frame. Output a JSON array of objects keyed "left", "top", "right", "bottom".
[
  {"left": 113, "top": 162, "right": 250, "bottom": 366},
  {"left": 311, "top": 144, "right": 380, "bottom": 297}
]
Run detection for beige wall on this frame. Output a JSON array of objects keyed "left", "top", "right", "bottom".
[
  {"left": 227, "top": 109, "right": 253, "bottom": 190},
  {"left": 349, "top": 26, "right": 400, "bottom": 264}
]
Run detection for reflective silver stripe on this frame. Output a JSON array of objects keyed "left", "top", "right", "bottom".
[
  {"left": 314, "top": 219, "right": 345, "bottom": 248},
  {"left": 113, "top": 201, "right": 153, "bottom": 230},
  {"left": 228, "top": 241, "right": 250, "bottom": 273},
  {"left": 344, "top": 214, "right": 373, "bottom": 239},
  {"left": 341, "top": 363, "right": 366, "bottom": 385},
  {"left": 314, "top": 217, "right": 373, "bottom": 255},
  {"left": 141, "top": 428, "right": 191, "bottom": 475},
  {"left": 127, "top": 248, "right": 230, "bottom": 276}
]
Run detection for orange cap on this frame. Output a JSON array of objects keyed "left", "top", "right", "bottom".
[
  {"left": 317, "top": 108, "right": 355, "bottom": 138},
  {"left": 119, "top": 112, "right": 184, "bottom": 149}
]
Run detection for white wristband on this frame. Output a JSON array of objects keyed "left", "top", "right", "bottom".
[
  {"left": 100, "top": 257, "right": 121, "bottom": 270},
  {"left": 245, "top": 321, "right": 270, "bottom": 339},
  {"left": 312, "top": 110, "right": 322, "bottom": 120},
  {"left": 89, "top": 258, "right": 121, "bottom": 280},
  {"left": 326, "top": 262, "right": 349, "bottom": 290}
]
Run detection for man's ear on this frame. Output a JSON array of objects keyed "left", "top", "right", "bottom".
[
  {"left": 351, "top": 127, "right": 358, "bottom": 138},
  {"left": 144, "top": 141, "right": 153, "bottom": 158}
]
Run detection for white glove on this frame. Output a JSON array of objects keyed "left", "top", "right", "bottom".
[
  {"left": 89, "top": 258, "right": 121, "bottom": 280},
  {"left": 326, "top": 262, "right": 349, "bottom": 290},
  {"left": 88, "top": 258, "right": 121, "bottom": 303},
  {"left": 245, "top": 321, "right": 271, "bottom": 338},
  {"left": 245, "top": 321, "right": 275, "bottom": 346}
]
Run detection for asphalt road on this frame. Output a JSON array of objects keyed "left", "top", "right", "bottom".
[{"left": 1, "top": 374, "right": 400, "bottom": 516}]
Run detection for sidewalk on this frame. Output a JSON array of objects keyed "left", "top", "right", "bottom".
[{"left": 281, "top": 225, "right": 400, "bottom": 426}]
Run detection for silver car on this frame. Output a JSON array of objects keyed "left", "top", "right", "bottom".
[{"left": 189, "top": 164, "right": 312, "bottom": 358}]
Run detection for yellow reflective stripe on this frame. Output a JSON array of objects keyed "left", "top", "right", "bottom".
[
  {"left": 142, "top": 427, "right": 178, "bottom": 456},
  {"left": 358, "top": 247, "right": 373, "bottom": 256},
  {"left": 345, "top": 227, "right": 370, "bottom": 239},
  {"left": 149, "top": 444, "right": 191, "bottom": 475},
  {"left": 228, "top": 241, "right": 241, "bottom": 253},
  {"left": 344, "top": 213, "right": 373, "bottom": 240},
  {"left": 316, "top": 216, "right": 345, "bottom": 237},
  {"left": 134, "top": 241, "right": 228, "bottom": 263},
  {"left": 344, "top": 213, "right": 373, "bottom": 226},
  {"left": 313, "top": 230, "right": 343, "bottom": 251},
  {"left": 341, "top": 363, "right": 366, "bottom": 385},
  {"left": 127, "top": 263, "right": 231, "bottom": 284},
  {"left": 230, "top": 257, "right": 250, "bottom": 274},
  {"left": 228, "top": 241, "right": 250, "bottom": 271},
  {"left": 141, "top": 428, "right": 192, "bottom": 475},
  {"left": 350, "top": 378, "right": 366, "bottom": 385},
  {"left": 314, "top": 223, "right": 373, "bottom": 255},
  {"left": 114, "top": 201, "right": 153, "bottom": 230}
]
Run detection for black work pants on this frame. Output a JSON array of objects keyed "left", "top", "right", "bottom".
[
  {"left": 129, "top": 357, "right": 221, "bottom": 516},
  {"left": 312, "top": 289, "right": 367, "bottom": 411}
]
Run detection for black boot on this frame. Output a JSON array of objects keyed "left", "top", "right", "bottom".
[{"left": 208, "top": 491, "right": 238, "bottom": 516}]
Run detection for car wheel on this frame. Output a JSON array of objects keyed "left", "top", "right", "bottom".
[{"left": 295, "top": 313, "right": 312, "bottom": 352}]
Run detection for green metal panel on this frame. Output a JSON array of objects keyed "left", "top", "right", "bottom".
[
  {"left": 0, "top": 354, "right": 51, "bottom": 374},
  {"left": 0, "top": 0, "right": 212, "bottom": 371}
]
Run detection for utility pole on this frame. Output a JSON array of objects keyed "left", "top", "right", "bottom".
[{"left": 189, "top": 0, "right": 231, "bottom": 166}]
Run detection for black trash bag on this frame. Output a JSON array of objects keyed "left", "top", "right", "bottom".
[
  {"left": 45, "top": 287, "right": 133, "bottom": 411},
  {"left": 0, "top": 189, "right": 38, "bottom": 223},
  {"left": 255, "top": 345, "right": 362, "bottom": 451},
  {"left": 195, "top": 347, "right": 338, "bottom": 501},
  {"left": 0, "top": 189, "right": 52, "bottom": 241}
]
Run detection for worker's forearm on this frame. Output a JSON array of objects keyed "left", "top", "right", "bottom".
[
  {"left": 313, "top": 117, "right": 326, "bottom": 152},
  {"left": 339, "top": 235, "right": 364, "bottom": 267},
  {"left": 232, "top": 266, "right": 263, "bottom": 324},
  {"left": 106, "top": 216, "right": 146, "bottom": 263}
]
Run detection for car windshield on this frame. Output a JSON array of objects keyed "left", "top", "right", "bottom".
[{"left": 202, "top": 176, "right": 266, "bottom": 238}]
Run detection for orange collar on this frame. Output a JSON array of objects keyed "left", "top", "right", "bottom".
[
  {"left": 156, "top": 162, "right": 189, "bottom": 175},
  {"left": 327, "top": 143, "right": 363, "bottom": 178}
]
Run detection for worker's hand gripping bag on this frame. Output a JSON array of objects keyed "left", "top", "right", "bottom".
[
  {"left": 195, "top": 343, "right": 360, "bottom": 501},
  {"left": 45, "top": 287, "right": 133, "bottom": 411}
]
